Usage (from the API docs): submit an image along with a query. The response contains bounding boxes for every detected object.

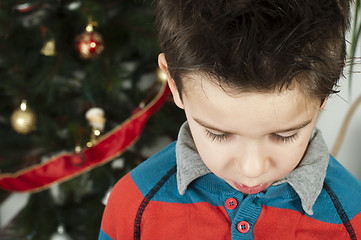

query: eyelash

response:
[204,129,229,142]
[271,132,299,143]
[205,129,300,144]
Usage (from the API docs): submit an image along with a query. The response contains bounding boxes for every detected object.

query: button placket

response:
[230,195,262,239]
[223,194,243,221]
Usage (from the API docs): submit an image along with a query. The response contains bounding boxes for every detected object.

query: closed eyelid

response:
[194,118,231,134]
[194,116,312,138]
[274,130,298,137]
[205,128,229,135]
[204,129,229,142]
[270,132,299,143]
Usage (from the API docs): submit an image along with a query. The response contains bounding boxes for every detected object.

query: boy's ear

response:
[158,53,184,109]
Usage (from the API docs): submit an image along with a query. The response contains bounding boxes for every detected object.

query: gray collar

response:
[176,122,330,215]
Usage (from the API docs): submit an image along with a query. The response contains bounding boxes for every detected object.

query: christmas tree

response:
[0,1,185,239]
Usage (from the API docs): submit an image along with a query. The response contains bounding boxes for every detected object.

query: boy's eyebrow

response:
[193,117,313,134]
[273,120,313,133]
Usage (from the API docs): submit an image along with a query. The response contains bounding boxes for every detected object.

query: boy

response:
[99,0,361,239]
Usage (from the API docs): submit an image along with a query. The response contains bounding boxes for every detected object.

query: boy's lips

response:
[233,182,268,194]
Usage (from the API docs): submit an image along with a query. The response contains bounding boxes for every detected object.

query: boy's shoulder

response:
[128,141,178,196]
[110,141,179,201]
[130,141,178,193]
[320,156,361,222]
[325,155,361,194]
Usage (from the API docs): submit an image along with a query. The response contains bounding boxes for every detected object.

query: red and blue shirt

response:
[99,123,361,239]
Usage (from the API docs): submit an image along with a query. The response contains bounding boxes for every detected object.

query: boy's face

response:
[160,56,324,195]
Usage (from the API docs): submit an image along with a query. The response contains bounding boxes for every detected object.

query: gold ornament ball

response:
[10,106,37,134]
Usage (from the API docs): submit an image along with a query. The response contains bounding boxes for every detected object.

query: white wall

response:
[316,36,361,181]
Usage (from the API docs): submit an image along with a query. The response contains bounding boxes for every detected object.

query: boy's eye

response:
[204,129,229,142]
[271,132,299,144]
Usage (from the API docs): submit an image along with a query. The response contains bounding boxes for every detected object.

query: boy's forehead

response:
[184,85,318,138]
[180,74,321,133]
[181,73,318,105]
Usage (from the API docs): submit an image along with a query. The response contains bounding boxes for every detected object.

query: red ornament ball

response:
[74,25,104,60]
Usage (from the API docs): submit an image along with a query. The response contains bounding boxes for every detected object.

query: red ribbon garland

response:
[0,83,171,192]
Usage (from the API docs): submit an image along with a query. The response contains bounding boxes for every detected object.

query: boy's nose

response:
[236,142,269,179]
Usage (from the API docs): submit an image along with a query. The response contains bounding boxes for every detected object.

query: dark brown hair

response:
[156,0,351,100]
